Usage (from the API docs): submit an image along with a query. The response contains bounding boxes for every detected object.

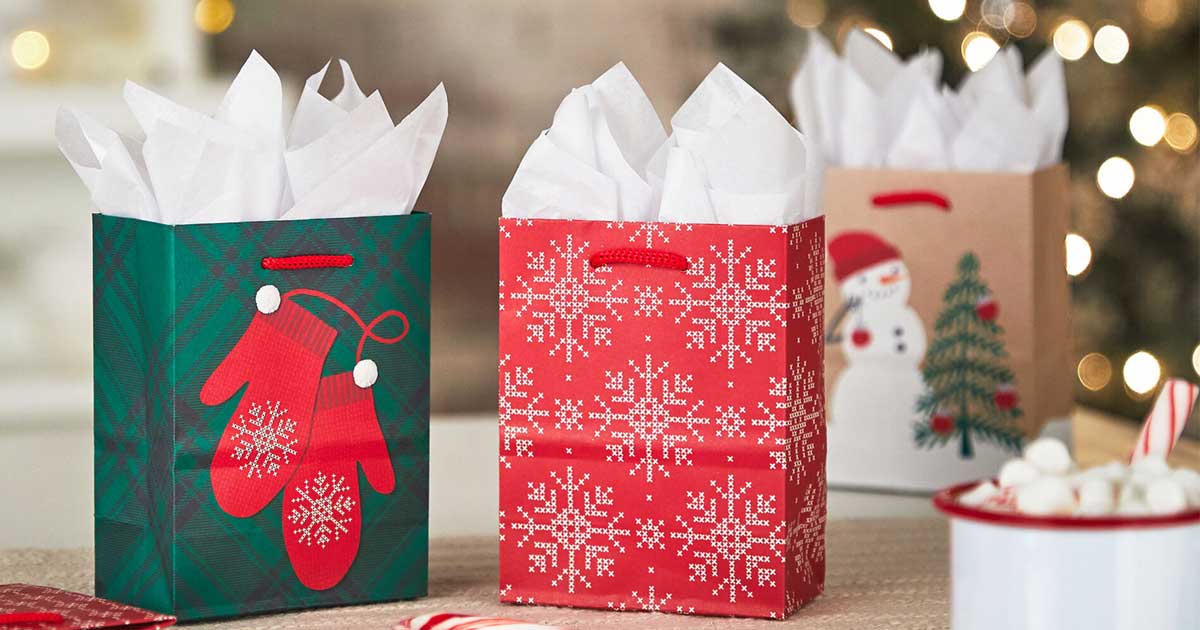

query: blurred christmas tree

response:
[713,0,1200,428]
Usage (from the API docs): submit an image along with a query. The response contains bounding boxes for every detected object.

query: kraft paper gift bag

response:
[60,53,445,620]
[497,63,827,619]
[822,165,1072,492]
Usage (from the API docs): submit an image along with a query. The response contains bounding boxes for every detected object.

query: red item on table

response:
[0,584,175,630]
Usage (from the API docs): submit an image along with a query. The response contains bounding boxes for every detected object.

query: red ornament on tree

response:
[975,294,998,321]
[930,411,955,435]
[850,328,872,347]
[994,384,1018,411]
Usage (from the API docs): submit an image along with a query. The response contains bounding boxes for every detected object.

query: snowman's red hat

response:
[828,231,901,282]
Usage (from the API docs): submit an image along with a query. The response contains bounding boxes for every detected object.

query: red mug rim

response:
[933,480,1200,530]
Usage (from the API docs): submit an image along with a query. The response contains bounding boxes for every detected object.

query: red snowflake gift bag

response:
[498,218,826,618]
[497,62,827,620]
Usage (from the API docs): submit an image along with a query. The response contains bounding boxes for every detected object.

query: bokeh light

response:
[1065,234,1092,277]
[1078,353,1112,391]
[1093,25,1129,64]
[980,0,1009,29]
[1129,105,1167,146]
[1123,351,1161,395]
[1003,2,1038,38]
[1193,344,1200,378]
[962,31,1000,71]
[1096,157,1134,199]
[1164,113,1198,153]
[787,0,827,28]
[10,30,50,71]
[1053,19,1092,61]
[863,27,893,51]
[194,0,236,35]
[928,0,966,21]
[1138,0,1180,27]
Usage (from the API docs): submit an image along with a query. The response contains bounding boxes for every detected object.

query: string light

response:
[1096,157,1135,199]
[1078,353,1112,391]
[1065,234,1092,277]
[1004,2,1038,38]
[928,0,966,21]
[1164,113,1198,153]
[787,0,826,28]
[863,27,894,51]
[1053,19,1092,61]
[194,0,236,35]
[10,30,50,71]
[1129,105,1167,146]
[1123,351,1161,396]
[1093,25,1129,63]
[962,31,1000,71]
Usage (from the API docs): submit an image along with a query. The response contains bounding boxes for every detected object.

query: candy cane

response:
[395,613,563,630]
[1131,378,1199,462]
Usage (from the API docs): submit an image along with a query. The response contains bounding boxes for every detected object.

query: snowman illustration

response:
[825,231,928,487]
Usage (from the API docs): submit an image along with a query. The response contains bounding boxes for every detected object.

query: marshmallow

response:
[1016,476,1075,516]
[1171,468,1200,507]
[1131,454,1171,478]
[998,458,1040,488]
[1076,478,1115,516]
[1023,437,1072,475]
[959,481,1001,507]
[1145,478,1188,515]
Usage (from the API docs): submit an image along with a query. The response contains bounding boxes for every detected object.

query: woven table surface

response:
[1,518,949,629]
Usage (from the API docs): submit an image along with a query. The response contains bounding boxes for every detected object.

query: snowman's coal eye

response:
[859,276,867,284]
[891,265,900,274]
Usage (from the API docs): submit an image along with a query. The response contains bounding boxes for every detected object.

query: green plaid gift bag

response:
[92,212,430,620]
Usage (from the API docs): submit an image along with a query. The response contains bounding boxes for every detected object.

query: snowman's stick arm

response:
[825,297,859,344]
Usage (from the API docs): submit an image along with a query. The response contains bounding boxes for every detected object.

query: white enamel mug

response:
[935,481,1200,630]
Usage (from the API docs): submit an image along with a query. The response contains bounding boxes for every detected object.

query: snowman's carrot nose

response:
[879,271,904,285]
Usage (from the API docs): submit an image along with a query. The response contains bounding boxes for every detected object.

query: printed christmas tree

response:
[914,252,1023,458]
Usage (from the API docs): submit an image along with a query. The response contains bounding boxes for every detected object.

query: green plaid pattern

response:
[93,213,430,621]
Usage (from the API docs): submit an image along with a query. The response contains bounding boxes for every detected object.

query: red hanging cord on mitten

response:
[281,306,408,590]
[202,286,337,518]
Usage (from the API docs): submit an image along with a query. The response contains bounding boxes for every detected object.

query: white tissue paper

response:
[503,63,821,226]
[56,51,447,224]
[789,28,1068,173]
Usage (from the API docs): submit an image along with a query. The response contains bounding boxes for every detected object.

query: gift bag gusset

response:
[822,166,1072,492]
[92,213,430,620]
[498,216,826,619]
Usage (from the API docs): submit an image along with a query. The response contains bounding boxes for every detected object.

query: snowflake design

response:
[590,354,709,483]
[789,223,825,347]
[630,222,668,248]
[230,400,298,479]
[288,471,356,549]
[635,518,665,550]
[790,472,827,585]
[507,234,628,363]
[631,585,672,612]
[498,357,549,466]
[670,239,787,369]
[507,466,630,594]
[787,359,822,483]
[633,286,664,318]
[671,474,786,604]
[751,376,790,472]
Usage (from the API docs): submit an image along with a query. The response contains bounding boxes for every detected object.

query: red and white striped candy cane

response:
[1131,378,1199,462]
[395,613,564,630]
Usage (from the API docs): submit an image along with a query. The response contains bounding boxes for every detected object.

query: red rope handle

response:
[589,248,689,271]
[282,288,409,361]
[263,254,354,270]
[871,190,951,211]
[0,612,65,624]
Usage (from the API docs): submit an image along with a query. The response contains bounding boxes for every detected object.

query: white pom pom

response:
[1023,437,1072,475]
[256,285,281,314]
[353,359,378,388]
[1170,468,1200,507]
[1145,478,1188,515]
[998,458,1040,488]
[959,481,1000,507]
[1076,478,1115,515]
[1015,476,1075,515]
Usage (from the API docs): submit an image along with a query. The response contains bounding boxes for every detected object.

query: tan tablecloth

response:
[1,518,949,629]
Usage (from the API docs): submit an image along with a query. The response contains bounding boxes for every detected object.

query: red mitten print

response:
[201,287,337,518]
[284,367,395,590]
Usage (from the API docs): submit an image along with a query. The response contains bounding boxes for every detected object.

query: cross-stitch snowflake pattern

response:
[288,471,356,549]
[230,400,298,479]
[499,217,826,619]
